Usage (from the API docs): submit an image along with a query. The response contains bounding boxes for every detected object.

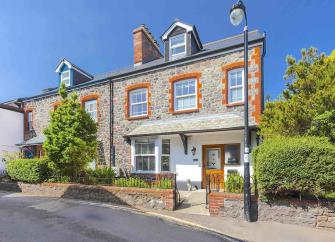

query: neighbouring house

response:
[3,20,265,190]
[0,104,24,174]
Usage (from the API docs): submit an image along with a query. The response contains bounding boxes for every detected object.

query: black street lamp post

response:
[229,0,251,222]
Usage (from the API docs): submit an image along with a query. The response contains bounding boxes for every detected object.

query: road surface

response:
[0,191,236,242]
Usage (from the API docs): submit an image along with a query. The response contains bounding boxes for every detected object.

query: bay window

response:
[174,79,197,111]
[135,139,155,171]
[161,139,170,172]
[228,68,244,103]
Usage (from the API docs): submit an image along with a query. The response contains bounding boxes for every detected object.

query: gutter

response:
[10,36,265,103]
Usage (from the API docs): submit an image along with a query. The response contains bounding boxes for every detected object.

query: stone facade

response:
[208,192,335,229]
[0,181,175,210]
[22,82,111,164]
[113,46,262,169]
[21,45,263,170]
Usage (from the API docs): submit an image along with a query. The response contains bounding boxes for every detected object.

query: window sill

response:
[225,102,244,107]
[172,108,199,115]
[224,164,241,166]
[127,115,150,121]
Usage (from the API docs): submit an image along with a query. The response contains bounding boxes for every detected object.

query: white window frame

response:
[169,33,186,61]
[61,70,71,87]
[27,111,33,131]
[84,99,98,122]
[133,139,156,172]
[160,139,170,172]
[129,88,148,117]
[228,68,244,104]
[174,78,197,112]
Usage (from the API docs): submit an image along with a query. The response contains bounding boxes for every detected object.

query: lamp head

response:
[230,0,246,26]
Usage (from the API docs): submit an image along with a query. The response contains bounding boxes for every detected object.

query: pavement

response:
[168,189,335,242]
[0,191,237,242]
[143,208,335,242]
[1,191,335,242]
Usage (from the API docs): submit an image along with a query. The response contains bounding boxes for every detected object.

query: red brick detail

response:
[221,47,262,124]
[133,25,162,65]
[251,47,262,124]
[221,61,244,106]
[80,94,100,123]
[125,83,151,120]
[168,72,202,114]
[51,100,61,110]
[208,192,226,216]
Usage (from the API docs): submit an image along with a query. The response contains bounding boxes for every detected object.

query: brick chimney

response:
[133,24,162,66]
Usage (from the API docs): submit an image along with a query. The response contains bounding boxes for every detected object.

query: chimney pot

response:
[133,25,162,66]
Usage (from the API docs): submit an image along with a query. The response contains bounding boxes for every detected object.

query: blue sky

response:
[0,0,334,102]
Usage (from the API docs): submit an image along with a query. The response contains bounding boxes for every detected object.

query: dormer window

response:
[162,20,203,62]
[61,70,71,87]
[169,34,186,60]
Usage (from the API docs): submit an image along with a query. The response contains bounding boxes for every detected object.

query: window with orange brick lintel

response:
[221,47,263,124]
[81,94,100,123]
[24,109,33,132]
[125,83,151,120]
[222,61,246,106]
[168,72,202,114]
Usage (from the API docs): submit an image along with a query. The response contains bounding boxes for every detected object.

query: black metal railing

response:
[48,173,176,190]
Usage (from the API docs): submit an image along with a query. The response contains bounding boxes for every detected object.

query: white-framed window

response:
[61,70,71,87]
[84,99,98,122]
[228,68,244,103]
[27,111,33,131]
[174,79,197,111]
[161,139,170,172]
[135,139,155,171]
[129,88,148,117]
[169,33,186,60]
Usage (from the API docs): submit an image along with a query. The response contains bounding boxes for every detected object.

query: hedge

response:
[252,136,335,198]
[7,159,49,183]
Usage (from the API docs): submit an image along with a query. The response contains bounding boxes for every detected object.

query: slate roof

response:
[16,134,46,146]
[4,30,265,103]
[126,113,257,137]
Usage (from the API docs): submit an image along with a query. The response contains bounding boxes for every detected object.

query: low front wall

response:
[208,192,335,229]
[0,182,175,210]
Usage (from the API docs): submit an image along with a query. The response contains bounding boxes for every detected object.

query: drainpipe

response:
[109,79,115,167]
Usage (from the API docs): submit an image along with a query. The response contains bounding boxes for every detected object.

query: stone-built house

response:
[4,20,266,189]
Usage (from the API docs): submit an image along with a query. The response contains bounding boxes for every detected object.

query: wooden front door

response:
[202,145,224,189]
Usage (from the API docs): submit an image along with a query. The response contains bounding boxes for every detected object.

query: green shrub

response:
[47,176,71,183]
[252,136,335,198]
[85,167,116,185]
[114,177,150,188]
[225,172,244,193]
[113,177,173,189]
[7,159,49,183]
[153,178,173,189]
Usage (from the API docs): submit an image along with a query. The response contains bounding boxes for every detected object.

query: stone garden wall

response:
[209,192,335,229]
[0,182,175,210]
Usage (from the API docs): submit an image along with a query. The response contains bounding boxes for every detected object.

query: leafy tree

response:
[260,48,335,138]
[43,83,98,179]
[308,110,335,143]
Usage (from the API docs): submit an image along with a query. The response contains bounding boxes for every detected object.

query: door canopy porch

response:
[125,114,257,155]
